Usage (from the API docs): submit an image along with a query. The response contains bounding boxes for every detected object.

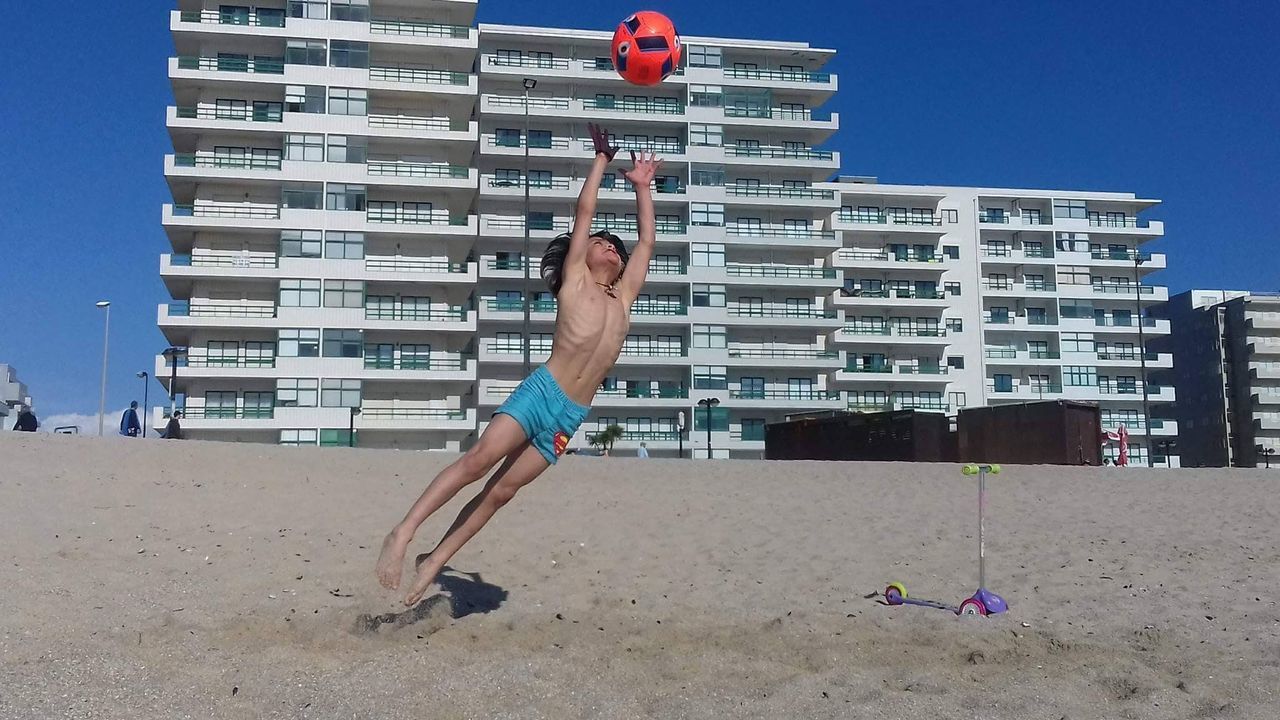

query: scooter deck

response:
[894,595,959,613]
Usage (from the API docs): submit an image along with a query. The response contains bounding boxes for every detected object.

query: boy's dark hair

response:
[540,231,629,296]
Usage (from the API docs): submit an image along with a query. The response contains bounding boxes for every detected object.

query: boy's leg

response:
[403,442,552,605]
[376,414,529,590]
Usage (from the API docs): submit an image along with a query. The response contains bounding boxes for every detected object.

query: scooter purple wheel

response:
[884,583,907,605]
[958,598,988,617]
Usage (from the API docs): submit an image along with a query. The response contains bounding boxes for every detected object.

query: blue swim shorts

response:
[494,366,590,464]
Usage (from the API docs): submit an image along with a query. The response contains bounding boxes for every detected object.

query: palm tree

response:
[589,424,625,455]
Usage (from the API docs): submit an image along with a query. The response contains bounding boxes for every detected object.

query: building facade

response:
[1156,290,1280,467]
[2,365,33,428]
[159,2,1174,465]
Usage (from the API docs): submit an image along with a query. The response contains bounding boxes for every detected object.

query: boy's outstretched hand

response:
[622,150,664,188]
[588,122,617,160]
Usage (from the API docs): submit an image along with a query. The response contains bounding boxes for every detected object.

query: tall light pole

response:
[521,77,537,378]
[348,406,361,448]
[136,371,150,438]
[96,301,111,436]
[1134,254,1152,465]
[698,397,720,460]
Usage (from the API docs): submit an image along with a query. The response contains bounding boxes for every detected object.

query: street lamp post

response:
[136,371,150,438]
[349,406,361,448]
[95,301,111,436]
[677,410,686,459]
[521,77,537,378]
[1263,447,1276,470]
[1134,254,1153,466]
[697,398,720,460]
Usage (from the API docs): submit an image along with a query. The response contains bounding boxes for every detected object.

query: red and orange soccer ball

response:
[610,11,682,86]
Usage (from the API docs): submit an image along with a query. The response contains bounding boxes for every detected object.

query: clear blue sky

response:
[2,1,1277,419]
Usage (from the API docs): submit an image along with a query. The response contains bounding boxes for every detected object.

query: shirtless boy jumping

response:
[376,124,662,606]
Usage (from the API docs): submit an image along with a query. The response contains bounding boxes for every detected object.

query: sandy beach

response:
[1,432,1277,719]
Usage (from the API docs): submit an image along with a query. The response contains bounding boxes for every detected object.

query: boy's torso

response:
[545,281,630,405]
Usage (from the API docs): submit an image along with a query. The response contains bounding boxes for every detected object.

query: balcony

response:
[365,306,468,323]
[722,67,834,84]
[479,339,689,366]
[368,66,472,89]
[364,257,471,278]
[173,153,281,172]
[835,288,947,308]
[722,264,839,287]
[722,145,836,163]
[726,305,839,321]
[369,19,472,40]
[982,314,1059,330]
[837,363,950,383]
[833,249,946,268]
[847,399,949,414]
[984,348,1062,363]
[719,106,839,131]
[178,9,286,27]
[723,225,840,247]
[980,280,1058,295]
[582,97,685,115]
[725,185,835,201]
[980,246,1057,263]
[987,383,1065,399]
[166,252,278,270]
[837,210,942,227]
[165,301,276,319]
[725,347,841,368]
[175,55,284,75]
[837,326,949,344]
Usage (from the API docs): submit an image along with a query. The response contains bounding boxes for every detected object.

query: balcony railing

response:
[485,55,571,70]
[1096,351,1159,362]
[369,19,471,38]
[364,258,468,274]
[1092,317,1160,328]
[836,249,942,263]
[168,302,276,318]
[838,211,942,227]
[582,97,685,114]
[724,146,834,161]
[989,383,1065,394]
[1088,216,1149,228]
[184,356,276,369]
[175,105,282,123]
[485,217,572,233]
[841,326,946,338]
[359,407,469,420]
[725,264,836,279]
[487,176,572,190]
[170,253,278,269]
[485,95,571,110]
[486,299,558,314]
[488,134,572,150]
[844,363,892,373]
[727,348,839,359]
[595,386,689,400]
[729,389,841,401]
[633,302,688,316]
[978,212,1010,224]
[726,185,834,200]
[595,219,688,235]
[727,306,838,319]
[174,154,281,171]
[173,204,280,219]
[723,67,832,83]
[723,107,830,122]
[1090,250,1153,262]
[726,226,837,240]
[1092,283,1156,295]
[179,10,285,27]
[730,428,767,442]
[181,407,275,420]
[368,114,457,131]
[848,400,949,413]
[617,430,682,442]
[364,306,468,322]
[369,66,470,86]
[841,288,946,300]
[366,209,468,226]
[364,356,469,371]
[579,139,685,155]
[176,56,284,74]
[367,161,470,179]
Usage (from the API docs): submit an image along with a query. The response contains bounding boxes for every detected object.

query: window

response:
[1054,199,1087,219]
[326,183,366,211]
[328,88,367,116]
[330,40,369,68]
[692,284,725,307]
[285,85,325,113]
[946,318,963,334]
[323,330,363,358]
[738,377,765,399]
[252,100,283,122]
[527,169,553,188]
[280,230,321,258]
[276,379,318,407]
[321,379,362,407]
[325,231,364,259]
[779,102,807,119]
[327,135,367,163]
[331,0,369,21]
[691,203,724,226]
[688,45,722,68]
[1064,366,1098,387]
[215,98,247,120]
[943,245,960,260]
[944,282,961,297]
[693,407,729,431]
[285,40,326,66]
[691,243,725,267]
[243,391,275,416]
[988,306,1010,323]
[1026,307,1048,325]
[949,392,968,409]
[690,165,725,187]
[287,0,326,19]
[993,374,1013,393]
[206,340,238,366]
[690,84,722,107]
[279,279,320,307]
[1061,333,1094,353]
[278,329,320,357]
[285,134,324,162]
[740,418,766,441]
[689,124,722,147]
[320,429,355,447]
[694,366,727,390]
[495,128,521,147]
[693,325,726,349]
[324,280,364,308]
[280,429,318,446]
[528,130,552,149]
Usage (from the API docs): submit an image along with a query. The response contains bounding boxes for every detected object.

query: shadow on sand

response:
[354,566,509,634]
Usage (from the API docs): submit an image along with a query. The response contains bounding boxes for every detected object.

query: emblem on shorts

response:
[553,432,570,457]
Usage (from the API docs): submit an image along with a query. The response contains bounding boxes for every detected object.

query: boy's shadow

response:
[355,566,508,634]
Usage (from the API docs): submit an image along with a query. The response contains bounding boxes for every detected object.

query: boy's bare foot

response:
[375,530,411,590]
[404,552,441,606]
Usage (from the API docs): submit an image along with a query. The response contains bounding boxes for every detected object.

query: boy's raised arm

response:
[616,151,664,303]
[564,123,617,273]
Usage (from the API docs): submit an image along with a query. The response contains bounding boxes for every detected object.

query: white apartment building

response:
[2,365,33,428]
[159,2,1174,464]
